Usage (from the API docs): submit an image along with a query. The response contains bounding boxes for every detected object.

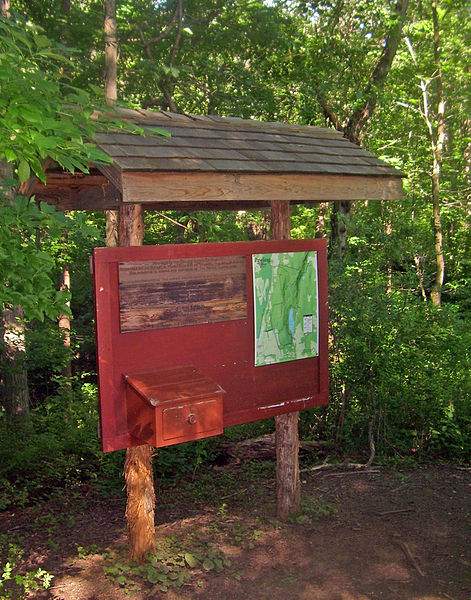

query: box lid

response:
[124,365,225,406]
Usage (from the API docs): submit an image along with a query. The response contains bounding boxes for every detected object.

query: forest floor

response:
[1,454,470,600]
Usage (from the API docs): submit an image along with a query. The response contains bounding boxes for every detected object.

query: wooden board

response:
[121,172,404,205]
[119,255,246,332]
[93,239,329,452]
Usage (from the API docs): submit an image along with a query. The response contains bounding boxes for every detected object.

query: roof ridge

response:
[111,107,344,138]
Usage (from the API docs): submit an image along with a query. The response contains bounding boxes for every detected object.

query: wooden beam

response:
[32,174,121,211]
[122,172,404,205]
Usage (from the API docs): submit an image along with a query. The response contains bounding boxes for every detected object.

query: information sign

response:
[93,239,328,452]
[253,251,319,366]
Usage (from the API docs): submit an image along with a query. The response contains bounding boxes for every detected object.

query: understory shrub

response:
[301,257,471,462]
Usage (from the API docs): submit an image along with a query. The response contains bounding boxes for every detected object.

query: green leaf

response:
[202,558,215,571]
[4,149,16,162]
[146,127,171,138]
[35,34,51,49]
[184,553,199,568]
[88,83,104,96]
[146,566,159,584]
[214,558,223,572]
[17,158,30,182]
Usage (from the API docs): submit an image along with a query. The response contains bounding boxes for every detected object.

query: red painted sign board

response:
[93,239,328,452]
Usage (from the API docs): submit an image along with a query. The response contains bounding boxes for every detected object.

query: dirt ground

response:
[1,463,470,600]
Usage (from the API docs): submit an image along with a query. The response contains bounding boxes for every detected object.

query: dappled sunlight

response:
[2,466,469,600]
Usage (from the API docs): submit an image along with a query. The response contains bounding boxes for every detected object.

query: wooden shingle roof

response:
[95,109,401,178]
[33,109,404,211]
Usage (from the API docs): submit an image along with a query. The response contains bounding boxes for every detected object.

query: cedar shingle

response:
[95,109,403,178]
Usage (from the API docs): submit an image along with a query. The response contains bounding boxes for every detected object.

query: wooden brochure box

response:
[125,365,224,448]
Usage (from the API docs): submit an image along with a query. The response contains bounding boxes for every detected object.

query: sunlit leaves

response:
[0,194,70,320]
[0,14,113,183]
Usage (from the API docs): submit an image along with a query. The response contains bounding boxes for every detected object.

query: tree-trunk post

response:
[118,203,156,560]
[104,0,119,251]
[271,200,301,519]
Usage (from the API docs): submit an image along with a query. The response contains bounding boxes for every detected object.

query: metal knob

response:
[187,413,197,425]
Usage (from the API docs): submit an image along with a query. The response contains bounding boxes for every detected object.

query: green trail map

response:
[252,251,319,366]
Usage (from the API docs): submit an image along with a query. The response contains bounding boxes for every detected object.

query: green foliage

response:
[0,381,104,508]
[103,536,230,594]
[292,496,338,525]
[155,439,217,479]
[0,14,110,183]
[0,541,53,599]
[0,194,70,320]
[309,205,471,461]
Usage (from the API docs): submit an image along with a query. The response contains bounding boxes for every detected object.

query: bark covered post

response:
[271,200,301,519]
[104,0,119,248]
[119,204,156,560]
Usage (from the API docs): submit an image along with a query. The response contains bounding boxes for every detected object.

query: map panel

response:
[253,251,318,366]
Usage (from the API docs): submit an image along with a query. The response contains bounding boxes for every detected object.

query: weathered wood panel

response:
[121,172,404,204]
[119,255,247,332]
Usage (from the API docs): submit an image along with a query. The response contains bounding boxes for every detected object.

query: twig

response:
[324,469,380,477]
[300,462,381,475]
[397,540,425,577]
[220,487,249,501]
[299,463,331,474]
[375,508,413,516]
[155,210,190,231]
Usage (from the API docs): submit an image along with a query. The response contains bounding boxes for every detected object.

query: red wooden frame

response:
[93,239,328,452]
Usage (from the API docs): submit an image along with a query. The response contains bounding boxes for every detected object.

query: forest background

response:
[0,0,470,514]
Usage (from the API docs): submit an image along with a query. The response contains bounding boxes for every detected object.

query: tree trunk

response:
[124,444,156,561]
[1,0,10,17]
[405,5,445,307]
[325,0,409,259]
[430,0,445,307]
[58,262,72,381]
[104,9,154,559]
[328,200,351,260]
[106,208,119,247]
[314,202,329,239]
[344,0,410,144]
[271,200,300,520]
[104,0,118,106]
[104,0,119,250]
[0,159,30,422]
[1,307,30,422]
[58,229,72,383]
[119,203,156,561]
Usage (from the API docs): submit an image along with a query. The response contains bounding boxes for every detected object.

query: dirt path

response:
[1,465,470,599]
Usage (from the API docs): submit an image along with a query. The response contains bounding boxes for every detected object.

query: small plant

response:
[77,544,101,559]
[292,497,338,525]
[0,543,53,599]
[103,536,231,594]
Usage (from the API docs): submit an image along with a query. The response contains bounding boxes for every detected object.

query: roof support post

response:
[271,200,301,519]
[119,204,156,561]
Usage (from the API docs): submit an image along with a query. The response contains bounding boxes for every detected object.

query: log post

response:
[271,200,301,519]
[119,204,156,560]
